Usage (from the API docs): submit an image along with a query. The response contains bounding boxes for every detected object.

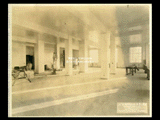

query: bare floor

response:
[10,68,151,117]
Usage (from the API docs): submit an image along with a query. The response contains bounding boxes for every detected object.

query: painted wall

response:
[12,42,26,68]
[117,46,126,67]
[72,39,79,50]
[26,46,34,56]
[44,43,56,68]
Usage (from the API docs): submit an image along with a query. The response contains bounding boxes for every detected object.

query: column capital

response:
[36,32,45,41]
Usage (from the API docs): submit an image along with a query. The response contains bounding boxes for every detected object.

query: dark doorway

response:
[60,48,65,68]
[26,46,34,70]
[63,49,65,67]
[26,55,34,70]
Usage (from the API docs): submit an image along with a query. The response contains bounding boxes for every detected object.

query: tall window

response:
[129,47,142,63]
[89,50,98,63]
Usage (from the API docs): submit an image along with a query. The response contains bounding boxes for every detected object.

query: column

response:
[34,33,44,74]
[142,44,146,64]
[55,37,60,70]
[65,35,73,75]
[146,43,149,68]
[98,48,101,67]
[79,28,89,73]
[110,33,116,74]
[100,31,110,79]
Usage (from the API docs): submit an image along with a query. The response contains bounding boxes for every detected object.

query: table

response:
[126,66,137,76]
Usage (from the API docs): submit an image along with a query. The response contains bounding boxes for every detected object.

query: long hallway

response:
[9,4,151,117]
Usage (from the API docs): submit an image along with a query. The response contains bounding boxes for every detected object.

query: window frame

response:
[129,46,142,63]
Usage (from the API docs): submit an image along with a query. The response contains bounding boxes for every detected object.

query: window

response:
[89,50,98,63]
[129,47,142,63]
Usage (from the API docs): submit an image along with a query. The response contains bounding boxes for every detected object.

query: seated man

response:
[143,64,150,80]
[143,64,148,73]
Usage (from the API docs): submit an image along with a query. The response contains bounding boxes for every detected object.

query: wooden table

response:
[126,66,137,76]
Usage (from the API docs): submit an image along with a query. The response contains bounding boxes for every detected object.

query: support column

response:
[65,35,73,75]
[110,33,116,74]
[100,31,110,79]
[56,37,60,70]
[142,43,146,65]
[146,43,150,68]
[34,33,44,73]
[79,28,89,73]
[98,48,101,67]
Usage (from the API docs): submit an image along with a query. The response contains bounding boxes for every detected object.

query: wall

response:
[73,50,79,58]
[26,46,34,56]
[12,42,26,68]
[44,43,56,69]
[72,39,79,50]
[12,24,26,37]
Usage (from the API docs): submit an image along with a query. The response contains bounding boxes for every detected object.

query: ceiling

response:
[115,5,150,26]
[12,4,150,38]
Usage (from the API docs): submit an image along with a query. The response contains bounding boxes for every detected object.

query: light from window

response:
[129,47,142,63]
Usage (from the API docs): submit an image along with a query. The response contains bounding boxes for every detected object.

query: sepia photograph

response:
[8,3,152,117]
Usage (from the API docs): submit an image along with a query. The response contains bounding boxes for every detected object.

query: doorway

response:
[26,46,34,70]
[60,48,65,68]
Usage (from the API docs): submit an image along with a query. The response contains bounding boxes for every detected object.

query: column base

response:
[101,74,109,79]
[110,72,116,75]
[79,70,88,73]
[100,77,109,80]
[65,74,71,76]
[65,72,73,76]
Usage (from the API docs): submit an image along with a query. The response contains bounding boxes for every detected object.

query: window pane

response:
[129,47,142,63]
